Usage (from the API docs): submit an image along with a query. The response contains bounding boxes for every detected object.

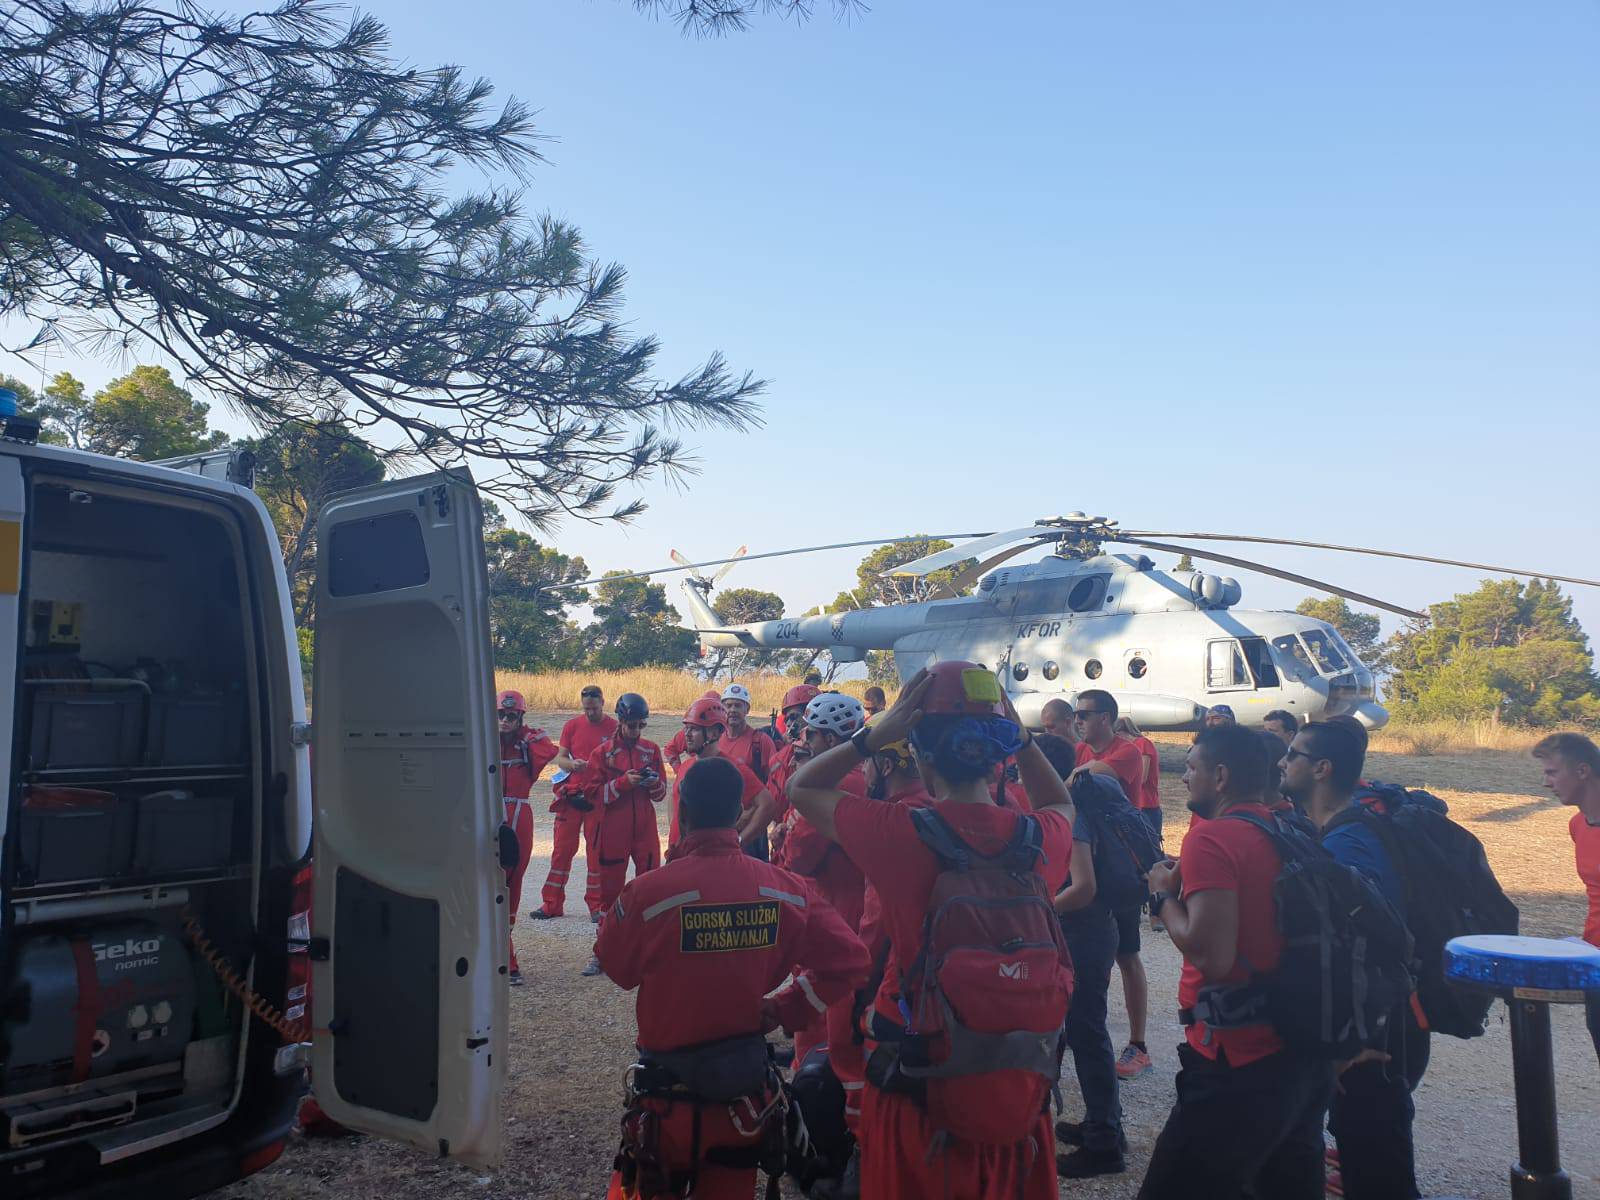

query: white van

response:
[0,424,507,1198]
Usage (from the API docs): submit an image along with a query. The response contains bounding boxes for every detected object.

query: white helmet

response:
[804,692,866,739]
[721,683,752,705]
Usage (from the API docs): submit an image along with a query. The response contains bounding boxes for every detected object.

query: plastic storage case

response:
[130,790,235,875]
[145,694,244,767]
[15,787,130,885]
[28,688,145,770]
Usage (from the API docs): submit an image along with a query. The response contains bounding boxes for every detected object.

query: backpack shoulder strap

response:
[1002,811,1047,871]
[1221,809,1310,863]
[908,807,974,870]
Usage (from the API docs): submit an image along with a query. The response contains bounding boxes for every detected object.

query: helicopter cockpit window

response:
[1299,629,1348,674]
[1272,634,1313,676]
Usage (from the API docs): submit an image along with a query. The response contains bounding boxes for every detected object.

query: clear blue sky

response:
[7,2,1598,643]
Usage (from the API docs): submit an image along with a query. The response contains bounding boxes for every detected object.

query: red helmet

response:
[497,689,526,714]
[701,689,720,701]
[919,661,1006,717]
[684,697,729,728]
[782,684,821,711]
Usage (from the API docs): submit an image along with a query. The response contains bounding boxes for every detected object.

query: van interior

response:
[1,477,265,1165]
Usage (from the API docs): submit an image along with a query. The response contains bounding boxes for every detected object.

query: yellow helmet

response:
[865,712,914,770]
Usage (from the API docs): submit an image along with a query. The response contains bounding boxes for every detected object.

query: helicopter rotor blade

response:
[941,541,1051,595]
[538,533,996,594]
[1120,531,1600,590]
[668,549,694,570]
[711,545,748,587]
[887,526,1059,578]
[1119,537,1427,620]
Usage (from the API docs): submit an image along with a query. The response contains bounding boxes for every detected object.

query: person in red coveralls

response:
[718,683,778,782]
[533,684,617,923]
[581,692,667,977]
[495,690,559,985]
[666,697,770,852]
[766,684,819,824]
[774,692,869,1071]
[1139,724,1334,1199]
[1533,731,1600,1065]
[596,756,869,1200]
[1074,688,1155,1080]
[788,663,1077,1200]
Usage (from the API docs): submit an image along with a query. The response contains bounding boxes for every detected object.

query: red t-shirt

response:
[1075,736,1145,803]
[1132,736,1161,811]
[663,727,688,772]
[560,714,618,764]
[668,755,765,849]
[1177,802,1286,1065]
[834,797,1074,1027]
[1571,811,1600,948]
[720,725,776,783]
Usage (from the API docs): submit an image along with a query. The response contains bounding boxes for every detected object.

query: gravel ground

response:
[223,716,1600,1200]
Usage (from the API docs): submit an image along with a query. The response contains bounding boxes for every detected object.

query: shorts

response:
[1114,905,1142,957]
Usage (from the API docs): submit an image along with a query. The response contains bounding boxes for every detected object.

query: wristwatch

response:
[850,727,875,758]
[1150,892,1169,916]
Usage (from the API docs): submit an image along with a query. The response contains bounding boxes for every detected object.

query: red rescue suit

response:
[587,735,668,912]
[539,714,616,917]
[595,829,869,1200]
[667,754,763,852]
[501,724,558,974]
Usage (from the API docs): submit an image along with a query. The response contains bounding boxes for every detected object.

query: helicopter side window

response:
[1240,637,1279,687]
[1300,629,1348,674]
[1206,639,1251,690]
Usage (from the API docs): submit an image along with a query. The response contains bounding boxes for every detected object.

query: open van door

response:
[308,470,505,1167]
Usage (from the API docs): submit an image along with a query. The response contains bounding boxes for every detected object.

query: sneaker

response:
[529,908,558,921]
[1115,1045,1152,1079]
[1057,1147,1126,1179]
[581,955,603,977]
[508,968,524,986]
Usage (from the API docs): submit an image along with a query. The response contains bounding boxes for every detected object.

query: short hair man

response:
[1203,703,1237,729]
[1142,725,1334,1198]
[1041,697,1077,743]
[1072,689,1152,1078]
[862,685,887,717]
[535,684,616,922]
[1263,709,1299,745]
[1533,732,1600,1065]
[1281,718,1425,1197]
[595,757,868,1200]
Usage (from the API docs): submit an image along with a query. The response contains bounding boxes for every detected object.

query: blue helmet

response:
[615,693,649,722]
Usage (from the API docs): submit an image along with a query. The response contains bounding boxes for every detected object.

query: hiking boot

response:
[1115,1045,1152,1079]
[1057,1146,1126,1179]
[811,1148,861,1200]
[1054,1119,1085,1147]
[529,908,558,921]
[508,968,524,986]
[581,955,604,977]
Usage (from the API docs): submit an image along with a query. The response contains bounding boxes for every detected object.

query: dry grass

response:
[495,669,881,714]
[1370,718,1571,757]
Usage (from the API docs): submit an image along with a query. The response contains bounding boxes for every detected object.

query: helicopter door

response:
[308,470,505,1167]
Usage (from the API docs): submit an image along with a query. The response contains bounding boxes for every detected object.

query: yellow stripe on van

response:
[0,519,20,594]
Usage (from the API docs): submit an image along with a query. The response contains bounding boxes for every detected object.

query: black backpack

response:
[1185,811,1415,1060]
[1329,782,1520,1039]
[1069,773,1164,911]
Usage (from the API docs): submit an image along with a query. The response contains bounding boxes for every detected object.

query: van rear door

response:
[307,470,505,1166]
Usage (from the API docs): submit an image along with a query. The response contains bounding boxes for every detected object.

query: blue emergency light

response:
[1444,935,1600,999]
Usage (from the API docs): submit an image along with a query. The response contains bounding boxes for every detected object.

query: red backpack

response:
[896,807,1074,1144]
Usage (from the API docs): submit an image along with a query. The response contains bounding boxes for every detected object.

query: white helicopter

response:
[560,514,1600,732]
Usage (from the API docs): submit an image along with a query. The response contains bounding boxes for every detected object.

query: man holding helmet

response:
[497,690,559,985]
[667,697,771,854]
[582,692,668,977]
[535,684,616,923]
[788,663,1077,1200]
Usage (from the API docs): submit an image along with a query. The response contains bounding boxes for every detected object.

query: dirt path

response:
[225,719,1600,1200]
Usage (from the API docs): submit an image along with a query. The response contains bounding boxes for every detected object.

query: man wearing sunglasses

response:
[497,690,559,985]
[1071,690,1154,1080]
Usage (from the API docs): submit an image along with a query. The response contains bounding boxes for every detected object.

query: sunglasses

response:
[497,711,520,720]
[1074,710,1102,720]
[1283,747,1318,762]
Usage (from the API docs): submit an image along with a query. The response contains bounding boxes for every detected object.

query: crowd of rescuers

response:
[493,673,1600,1200]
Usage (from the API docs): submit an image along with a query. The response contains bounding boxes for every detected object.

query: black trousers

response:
[1060,907,1123,1151]
[1588,995,1600,1067]
[1328,1007,1431,1200]
[1138,1043,1335,1200]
